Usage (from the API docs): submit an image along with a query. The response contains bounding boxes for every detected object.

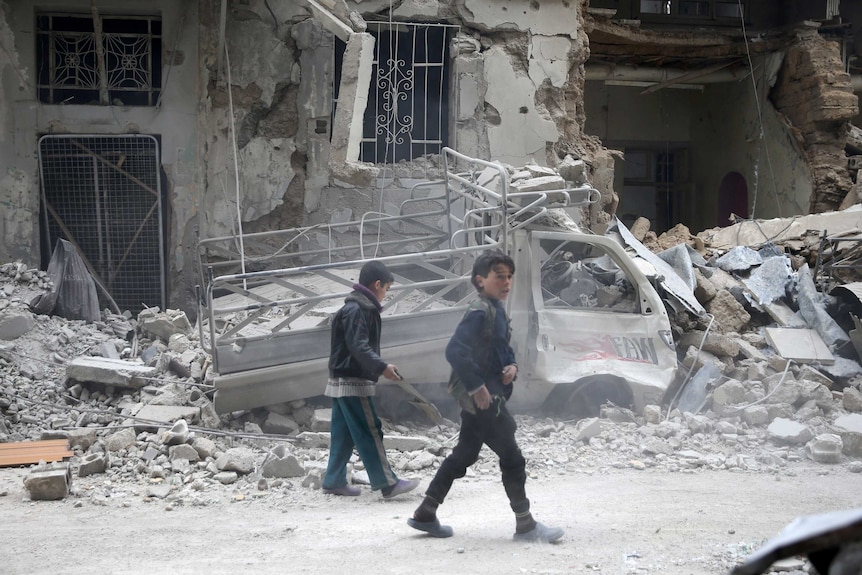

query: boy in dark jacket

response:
[322,260,419,499]
[408,250,563,542]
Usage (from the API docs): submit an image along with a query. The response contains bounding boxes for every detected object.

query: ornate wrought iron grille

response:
[334,23,455,164]
[36,13,162,106]
[38,135,166,314]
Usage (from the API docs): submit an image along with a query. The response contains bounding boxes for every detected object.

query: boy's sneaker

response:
[322,485,361,496]
[513,522,564,543]
[381,478,419,499]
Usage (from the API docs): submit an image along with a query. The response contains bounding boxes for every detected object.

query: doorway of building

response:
[617,147,689,234]
[716,171,749,227]
[37,134,166,314]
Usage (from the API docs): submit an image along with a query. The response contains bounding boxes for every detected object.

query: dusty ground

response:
[1,463,857,575]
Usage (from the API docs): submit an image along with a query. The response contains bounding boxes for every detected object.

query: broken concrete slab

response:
[767,418,814,445]
[765,327,835,364]
[66,356,157,389]
[134,405,201,428]
[702,205,862,250]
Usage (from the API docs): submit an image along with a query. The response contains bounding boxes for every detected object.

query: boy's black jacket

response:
[445,295,517,400]
[329,290,387,381]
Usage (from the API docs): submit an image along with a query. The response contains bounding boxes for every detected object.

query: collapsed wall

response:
[771,29,859,213]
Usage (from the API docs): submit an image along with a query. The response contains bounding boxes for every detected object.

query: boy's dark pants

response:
[425,398,530,515]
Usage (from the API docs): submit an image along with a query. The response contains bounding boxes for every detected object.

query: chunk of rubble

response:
[78,453,108,477]
[161,419,190,446]
[261,444,305,478]
[833,414,862,457]
[767,418,814,445]
[216,447,256,474]
[138,308,192,342]
[805,433,843,463]
[24,462,71,500]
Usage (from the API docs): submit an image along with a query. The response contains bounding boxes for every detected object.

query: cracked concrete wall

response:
[0,0,609,318]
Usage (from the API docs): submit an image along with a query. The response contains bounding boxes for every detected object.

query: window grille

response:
[36,13,162,106]
[334,23,457,165]
[38,135,166,314]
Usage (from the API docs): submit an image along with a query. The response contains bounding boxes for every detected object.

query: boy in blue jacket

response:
[408,250,563,542]
[322,260,419,499]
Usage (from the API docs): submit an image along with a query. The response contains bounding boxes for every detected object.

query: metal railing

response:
[198,148,598,375]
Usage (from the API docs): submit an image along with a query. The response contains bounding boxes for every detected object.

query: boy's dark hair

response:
[359,260,394,287]
[471,250,515,290]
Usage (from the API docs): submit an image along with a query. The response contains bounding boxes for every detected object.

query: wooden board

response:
[0,439,74,467]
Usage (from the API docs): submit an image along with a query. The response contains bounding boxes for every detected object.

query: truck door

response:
[519,231,677,414]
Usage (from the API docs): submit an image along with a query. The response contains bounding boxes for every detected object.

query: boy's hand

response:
[383,364,402,381]
[502,364,518,385]
[472,385,492,410]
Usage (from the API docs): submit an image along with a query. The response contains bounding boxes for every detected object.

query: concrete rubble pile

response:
[3,209,862,504]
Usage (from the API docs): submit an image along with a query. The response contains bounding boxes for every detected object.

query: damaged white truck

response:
[197,148,680,419]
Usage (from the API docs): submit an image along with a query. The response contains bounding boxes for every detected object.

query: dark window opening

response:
[639,0,745,23]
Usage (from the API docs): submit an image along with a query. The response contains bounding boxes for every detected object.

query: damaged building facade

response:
[0,0,860,315]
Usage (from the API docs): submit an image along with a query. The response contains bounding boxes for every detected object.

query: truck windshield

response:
[538,239,639,313]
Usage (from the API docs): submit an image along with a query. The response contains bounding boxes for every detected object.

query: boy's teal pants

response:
[323,396,399,491]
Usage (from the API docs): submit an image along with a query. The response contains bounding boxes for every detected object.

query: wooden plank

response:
[0,439,74,467]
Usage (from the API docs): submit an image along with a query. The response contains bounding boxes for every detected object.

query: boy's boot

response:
[513,511,564,543]
[407,496,453,538]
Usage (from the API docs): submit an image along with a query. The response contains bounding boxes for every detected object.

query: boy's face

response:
[371,280,392,302]
[476,264,513,301]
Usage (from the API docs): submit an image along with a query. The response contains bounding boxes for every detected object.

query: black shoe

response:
[407,517,454,538]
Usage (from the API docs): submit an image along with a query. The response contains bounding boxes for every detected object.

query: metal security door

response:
[38,134,165,314]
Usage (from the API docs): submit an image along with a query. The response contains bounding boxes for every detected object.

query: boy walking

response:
[322,260,419,499]
[407,250,563,542]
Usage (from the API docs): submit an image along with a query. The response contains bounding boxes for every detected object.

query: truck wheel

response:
[541,376,633,420]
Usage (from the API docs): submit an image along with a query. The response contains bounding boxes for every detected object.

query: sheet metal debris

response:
[607,219,706,316]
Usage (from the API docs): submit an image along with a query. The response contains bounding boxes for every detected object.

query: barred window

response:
[333,23,455,165]
[36,13,162,106]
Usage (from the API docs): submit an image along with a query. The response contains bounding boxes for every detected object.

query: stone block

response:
[24,463,71,500]
[78,453,107,477]
[768,417,814,445]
